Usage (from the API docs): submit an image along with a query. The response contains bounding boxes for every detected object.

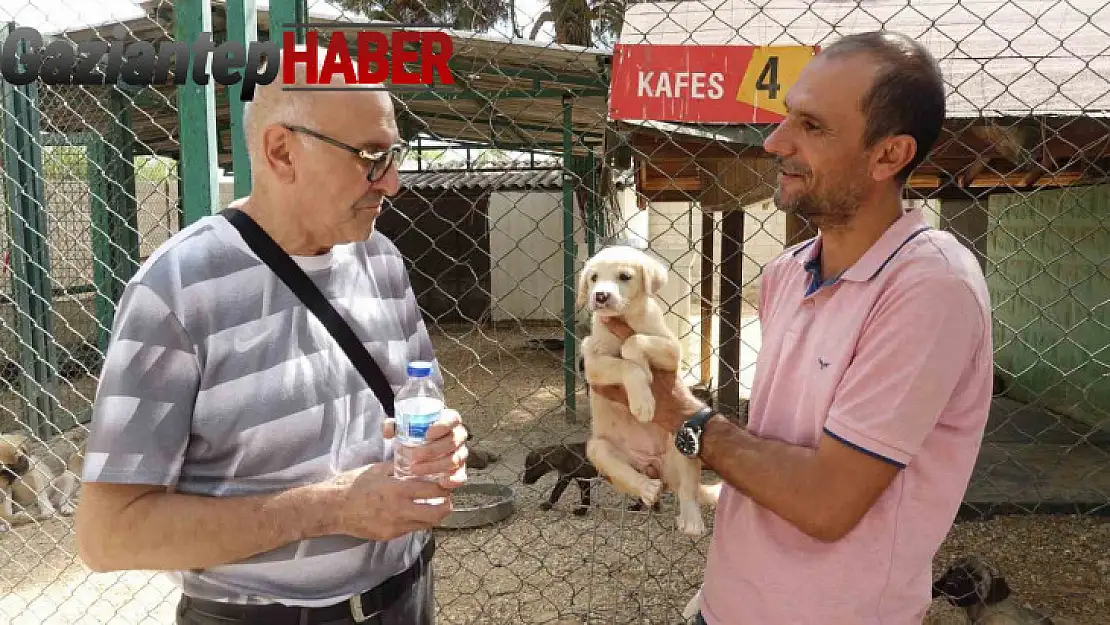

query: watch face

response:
[676,427,698,456]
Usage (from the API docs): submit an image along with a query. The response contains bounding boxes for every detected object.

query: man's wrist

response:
[292,481,343,539]
[699,414,732,459]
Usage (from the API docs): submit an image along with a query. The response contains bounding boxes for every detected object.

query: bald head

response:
[235,44,403,253]
[243,45,395,167]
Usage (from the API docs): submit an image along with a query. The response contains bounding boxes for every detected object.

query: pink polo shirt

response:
[699,208,993,624]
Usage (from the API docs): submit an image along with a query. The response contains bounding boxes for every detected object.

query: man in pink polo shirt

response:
[595,31,993,624]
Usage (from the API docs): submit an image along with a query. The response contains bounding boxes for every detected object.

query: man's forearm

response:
[699,415,833,539]
[78,481,340,573]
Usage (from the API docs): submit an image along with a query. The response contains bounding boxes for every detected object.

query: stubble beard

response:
[773,170,868,231]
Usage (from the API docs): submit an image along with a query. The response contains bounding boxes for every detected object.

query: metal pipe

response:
[175,0,218,224]
[562,95,577,422]
[586,150,596,256]
[227,0,257,199]
[0,23,57,437]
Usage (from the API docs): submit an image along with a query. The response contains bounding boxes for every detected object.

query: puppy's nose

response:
[594,291,610,305]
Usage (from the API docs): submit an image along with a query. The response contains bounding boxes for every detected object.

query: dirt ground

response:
[0,325,1105,624]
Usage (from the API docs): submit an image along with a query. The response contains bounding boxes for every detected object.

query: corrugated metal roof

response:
[41,4,612,166]
[399,168,564,191]
[620,0,1110,119]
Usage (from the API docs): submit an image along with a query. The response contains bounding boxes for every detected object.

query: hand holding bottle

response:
[384,408,469,490]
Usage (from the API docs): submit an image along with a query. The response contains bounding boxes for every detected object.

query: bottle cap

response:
[406,361,434,377]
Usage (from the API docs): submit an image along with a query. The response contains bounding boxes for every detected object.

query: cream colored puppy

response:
[577,245,718,536]
[0,432,84,528]
[682,586,702,623]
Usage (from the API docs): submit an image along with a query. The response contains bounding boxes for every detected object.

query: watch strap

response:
[686,405,715,430]
[676,405,716,458]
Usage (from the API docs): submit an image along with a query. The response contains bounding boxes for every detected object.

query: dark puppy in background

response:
[932,554,1057,624]
[524,442,595,516]
[461,423,500,470]
[523,442,661,516]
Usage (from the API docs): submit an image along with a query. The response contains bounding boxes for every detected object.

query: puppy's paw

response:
[638,478,663,508]
[620,342,650,375]
[58,500,77,516]
[628,391,655,423]
[33,504,56,520]
[676,508,707,536]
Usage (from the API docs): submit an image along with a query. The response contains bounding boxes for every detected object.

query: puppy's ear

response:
[576,263,593,308]
[12,451,29,476]
[933,558,985,608]
[640,254,668,296]
[983,572,1011,605]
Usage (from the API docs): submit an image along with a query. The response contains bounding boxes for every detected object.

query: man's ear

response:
[640,256,667,296]
[870,135,917,183]
[263,124,297,184]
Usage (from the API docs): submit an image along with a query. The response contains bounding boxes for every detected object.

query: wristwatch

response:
[675,405,716,458]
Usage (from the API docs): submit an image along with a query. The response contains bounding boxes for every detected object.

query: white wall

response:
[487,190,587,324]
[628,198,785,396]
[642,202,700,376]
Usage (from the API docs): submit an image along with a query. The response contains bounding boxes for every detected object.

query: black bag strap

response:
[220,208,396,417]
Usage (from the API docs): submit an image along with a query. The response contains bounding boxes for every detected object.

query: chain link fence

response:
[0,0,1107,623]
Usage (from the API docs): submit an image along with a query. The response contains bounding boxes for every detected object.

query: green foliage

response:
[41,147,174,183]
[335,0,513,32]
[337,0,628,48]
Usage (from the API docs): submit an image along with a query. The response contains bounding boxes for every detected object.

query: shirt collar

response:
[792,208,932,283]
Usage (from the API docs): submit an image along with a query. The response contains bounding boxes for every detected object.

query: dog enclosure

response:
[0,0,1107,623]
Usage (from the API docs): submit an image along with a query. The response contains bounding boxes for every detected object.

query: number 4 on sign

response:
[736,46,818,117]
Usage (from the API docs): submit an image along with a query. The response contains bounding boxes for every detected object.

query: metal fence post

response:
[0,22,57,441]
[227,0,258,199]
[88,88,139,352]
[269,0,306,46]
[563,94,577,422]
[175,1,219,225]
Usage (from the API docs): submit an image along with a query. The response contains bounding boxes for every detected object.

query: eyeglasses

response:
[281,124,409,184]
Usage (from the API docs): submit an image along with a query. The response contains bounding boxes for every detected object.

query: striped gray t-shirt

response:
[83,213,441,606]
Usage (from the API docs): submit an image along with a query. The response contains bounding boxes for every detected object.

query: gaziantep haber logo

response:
[0,22,457,101]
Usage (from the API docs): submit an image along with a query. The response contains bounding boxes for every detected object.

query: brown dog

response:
[461,424,500,470]
[932,554,1057,624]
[523,442,596,516]
[523,441,662,516]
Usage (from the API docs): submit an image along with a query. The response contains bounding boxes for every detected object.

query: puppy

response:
[523,441,663,516]
[682,586,703,623]
[0,432,82,527]
[932,554,1056,624]
[577,245,719,536]
[460,424,499,470]
[523,442,597,516]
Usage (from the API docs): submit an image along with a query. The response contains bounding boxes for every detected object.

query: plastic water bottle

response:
[393,360,446,505]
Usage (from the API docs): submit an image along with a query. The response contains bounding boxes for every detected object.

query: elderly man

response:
[597,31,993,624]
[74,48,467,625]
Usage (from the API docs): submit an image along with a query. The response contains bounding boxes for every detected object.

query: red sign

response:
[283,30,455,86]
[608,44,818,124]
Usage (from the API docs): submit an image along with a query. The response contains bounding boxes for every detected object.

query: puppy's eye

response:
[618,272,633,282]
[590,274,598,283]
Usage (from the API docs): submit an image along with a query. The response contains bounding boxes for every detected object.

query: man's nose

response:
[594,291,610,304]
[372,163,401,196]
[763,123,790,157]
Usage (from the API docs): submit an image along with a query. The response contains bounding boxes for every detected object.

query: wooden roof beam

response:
[910,169,1089,189]
[629,132,761,161]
